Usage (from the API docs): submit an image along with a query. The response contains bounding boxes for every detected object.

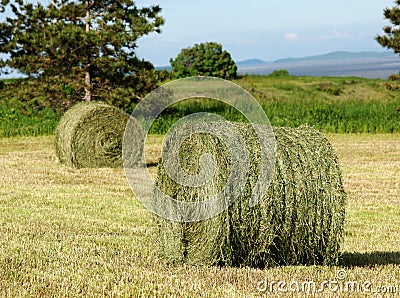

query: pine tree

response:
[376,0,400,53]
[376,0,400,89]
[0,0,164,109]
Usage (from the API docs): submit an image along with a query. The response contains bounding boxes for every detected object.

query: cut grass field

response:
[0,134,399,297]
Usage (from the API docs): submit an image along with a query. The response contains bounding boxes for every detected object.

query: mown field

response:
[0,133,399,297]
[0,74,399,296]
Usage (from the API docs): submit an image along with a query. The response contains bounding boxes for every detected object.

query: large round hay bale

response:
[54,102,143,168]
[155,123,347,267]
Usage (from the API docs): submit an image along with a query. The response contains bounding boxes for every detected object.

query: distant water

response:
[238,57,400,79]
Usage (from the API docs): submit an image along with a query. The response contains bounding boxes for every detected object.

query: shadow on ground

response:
[146,162,159,168]
[340,251,400,267]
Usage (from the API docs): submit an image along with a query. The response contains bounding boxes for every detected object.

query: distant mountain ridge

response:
[236,51,397,66]
[274,51,397,64]
[236,51,400,79]
[155,65,172,71]
[235,58,267,66]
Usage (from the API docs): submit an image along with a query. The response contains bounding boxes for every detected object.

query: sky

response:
[134,0,395,66]
[0,0,395,67]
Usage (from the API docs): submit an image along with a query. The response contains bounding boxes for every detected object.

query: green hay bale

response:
[54,102,142,168]
[155,123,347,267]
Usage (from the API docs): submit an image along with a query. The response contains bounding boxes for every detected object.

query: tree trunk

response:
[84,0,91,102]
[84,64,91,101]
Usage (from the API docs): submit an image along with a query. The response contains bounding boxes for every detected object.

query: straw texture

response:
[155,123,347,267]
[54,102,141,168]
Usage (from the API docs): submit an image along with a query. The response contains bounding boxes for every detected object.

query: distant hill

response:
[155,65,172,71]
[236,59,267,66]
[274,51,397,64]
[237,51,400,79]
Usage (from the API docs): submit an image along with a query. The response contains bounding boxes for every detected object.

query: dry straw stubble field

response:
[0,133,399,297]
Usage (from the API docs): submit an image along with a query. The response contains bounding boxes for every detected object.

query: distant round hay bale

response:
[155,123,347,267]
[54,101,142,168]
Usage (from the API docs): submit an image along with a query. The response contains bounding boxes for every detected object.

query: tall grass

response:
[1,75,399,137]
[148,97,399,134]
[264,99,399,133]
[0,107,60,138]
[147,75,400,134]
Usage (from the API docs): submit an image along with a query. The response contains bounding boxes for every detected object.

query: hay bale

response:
[54,102,142,168]
[155,123,347,267]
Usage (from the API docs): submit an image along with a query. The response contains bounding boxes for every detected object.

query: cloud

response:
[332,30,350,38]
[284,33,301,41]
[320,30,351,40]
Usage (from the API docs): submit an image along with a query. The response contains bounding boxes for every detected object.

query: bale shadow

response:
[146,161,159,168]
[339,251,400,267]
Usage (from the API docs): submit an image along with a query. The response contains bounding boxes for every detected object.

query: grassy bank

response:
[0,107,60,138]
[149,75,400,134]
[1,75,399,137]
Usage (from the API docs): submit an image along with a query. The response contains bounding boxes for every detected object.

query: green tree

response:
[0,0,164,110]
[170,42,237,79]
[376,0,400,53]
[268,69,290,77]
[376,1,400,89]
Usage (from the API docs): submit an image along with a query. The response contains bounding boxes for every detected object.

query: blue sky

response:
[135,0,395,66]
[0,0,395,67]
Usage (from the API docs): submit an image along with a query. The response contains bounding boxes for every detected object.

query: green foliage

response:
[374,2,400,91]
[268,69,290,77]
[148,76,400,134]
[148,98,399,134]
[0,78,82,111]
[316,82,342,96]
[0,0,164,109]
[383,71,400,90]
[0,107,60,138]
[265,99,399,133]
[170,42,237,79]
[2,75,399,138]
[376,0,400,54]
